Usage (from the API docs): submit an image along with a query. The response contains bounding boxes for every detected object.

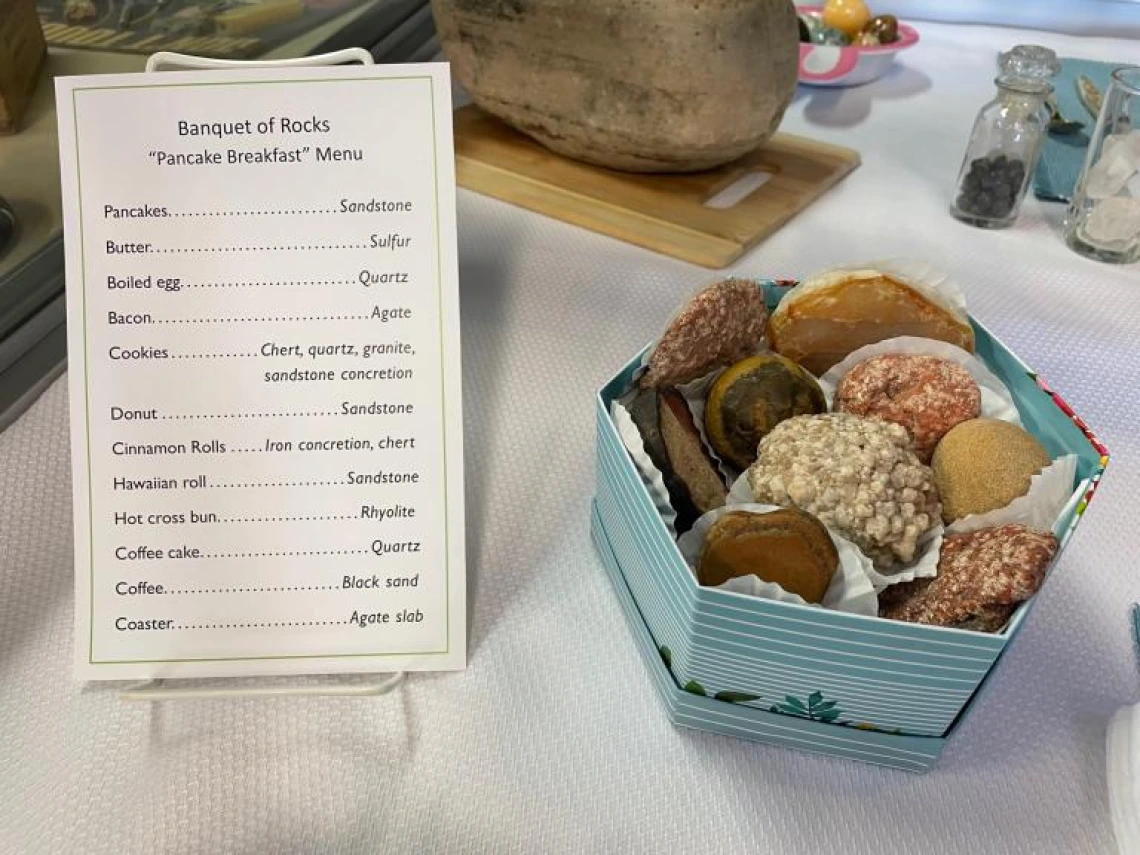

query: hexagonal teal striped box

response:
[593,281,1107,765]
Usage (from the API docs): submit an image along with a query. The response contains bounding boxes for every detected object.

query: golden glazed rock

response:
[932,418,1052,523]
[431,0,800,172]
[768,268,976,375]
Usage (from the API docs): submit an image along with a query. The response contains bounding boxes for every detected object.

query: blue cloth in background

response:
[1034,58,1120,203]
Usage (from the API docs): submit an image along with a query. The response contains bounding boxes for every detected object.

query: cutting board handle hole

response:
[703,170,772,210]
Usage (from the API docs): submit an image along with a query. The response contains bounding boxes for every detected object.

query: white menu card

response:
[56,63,466,679]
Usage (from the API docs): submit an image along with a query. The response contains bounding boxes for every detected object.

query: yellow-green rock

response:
[705,354,825,470]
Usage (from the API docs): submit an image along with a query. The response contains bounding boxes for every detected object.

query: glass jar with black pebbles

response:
[951,45,1059,229]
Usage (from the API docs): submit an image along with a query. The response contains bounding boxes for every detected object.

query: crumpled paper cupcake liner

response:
[610,391,680,534]
[946,454,1080,536]
[676,503,879,616]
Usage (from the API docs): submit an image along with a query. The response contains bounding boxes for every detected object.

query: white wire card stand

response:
[119,46,405,703]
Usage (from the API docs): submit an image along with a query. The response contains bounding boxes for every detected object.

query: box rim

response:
[598,287,1109,645]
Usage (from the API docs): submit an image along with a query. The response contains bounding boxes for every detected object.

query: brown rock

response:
[932,418,1052,523]
[705,353,825,470]
[835,354,981,463]
[432,0,800,173]
[698,508,838,603]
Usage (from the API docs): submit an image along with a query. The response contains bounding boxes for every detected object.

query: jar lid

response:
[997,45,1061,92]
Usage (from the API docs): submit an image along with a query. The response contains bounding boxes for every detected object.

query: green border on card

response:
[428,76,451,655]
[73,89,97,662]
[73,74,452,666]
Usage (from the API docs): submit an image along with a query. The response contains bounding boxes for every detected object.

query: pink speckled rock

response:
[641,279,768,389]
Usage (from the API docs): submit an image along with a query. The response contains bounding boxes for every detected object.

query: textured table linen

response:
[3,21,1140,855]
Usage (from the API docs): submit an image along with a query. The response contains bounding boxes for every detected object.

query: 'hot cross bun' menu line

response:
[58,63,466,680]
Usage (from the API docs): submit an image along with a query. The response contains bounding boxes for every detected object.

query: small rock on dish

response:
[705,354,826,471]
[821,0,870,38]
[641,279,768,389]
[879,524,1057,631]
[697,508,839,604]
[811,25,850,46]
[748,413,940,569]
[767,268,976,376]
[932,418,1051,523]
[835,353,981,463]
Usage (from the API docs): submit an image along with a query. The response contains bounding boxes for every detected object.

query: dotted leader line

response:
[218,515,358,523]
[178,621,349,629]
[207,480,349,488]
[166,585,341,594]
[190,280,354,288]
[155,245,366,253]
[201,550,368,557]
[170,353,259,359]
[155,315,367,323]
[160,412,337,420]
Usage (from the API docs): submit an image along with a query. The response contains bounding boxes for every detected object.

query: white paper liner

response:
[727,470,754,505]
[676,503,880,616]
[610,393,679,534]
[1051,476,1092,540]
[946,454,1080,536]
[631,342,653,386]
[727,472,943,589]
[817,336,1022,426]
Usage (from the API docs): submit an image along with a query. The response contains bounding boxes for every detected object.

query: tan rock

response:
[432,0,800,173]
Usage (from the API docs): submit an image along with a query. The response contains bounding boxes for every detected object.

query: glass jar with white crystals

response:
[950,45,1059,229]
[1064,66,1140,265]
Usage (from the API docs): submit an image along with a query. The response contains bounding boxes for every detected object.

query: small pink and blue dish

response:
[797,6,920,87]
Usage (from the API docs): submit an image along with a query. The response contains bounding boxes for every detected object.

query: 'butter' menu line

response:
[57,64,466,680]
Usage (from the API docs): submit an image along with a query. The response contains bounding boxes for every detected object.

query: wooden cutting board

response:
[453,105,860,269]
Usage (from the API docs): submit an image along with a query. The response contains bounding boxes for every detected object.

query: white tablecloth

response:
[3,22,1140,855]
